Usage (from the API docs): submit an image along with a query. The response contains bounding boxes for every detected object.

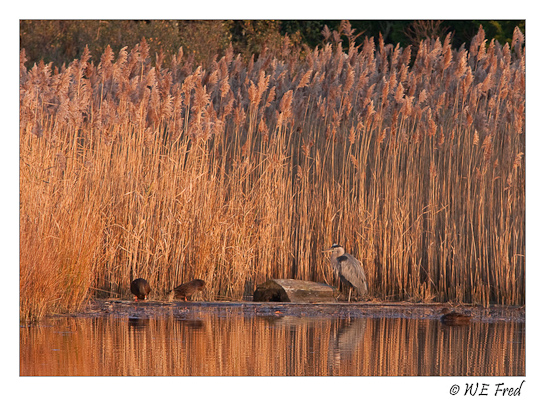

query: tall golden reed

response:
[20,25,525,320]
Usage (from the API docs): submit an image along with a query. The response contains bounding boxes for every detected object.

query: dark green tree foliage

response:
[20,20,524,68]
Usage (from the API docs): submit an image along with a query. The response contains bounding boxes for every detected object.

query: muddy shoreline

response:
[63,299,525,323]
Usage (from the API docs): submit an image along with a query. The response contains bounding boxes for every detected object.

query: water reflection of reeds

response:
[20,314,524,376]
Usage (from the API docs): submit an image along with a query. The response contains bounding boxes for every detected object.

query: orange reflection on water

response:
[20,312,525,376]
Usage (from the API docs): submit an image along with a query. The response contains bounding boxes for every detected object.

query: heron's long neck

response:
[331,247,345,261]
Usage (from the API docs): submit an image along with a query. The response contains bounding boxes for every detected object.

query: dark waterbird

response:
[440,308,472,326]
[169,279,206,301]
[130,278,151,301]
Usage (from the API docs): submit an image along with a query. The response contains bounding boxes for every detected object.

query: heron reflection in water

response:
[324,244,368,302]
[327,317,368,373]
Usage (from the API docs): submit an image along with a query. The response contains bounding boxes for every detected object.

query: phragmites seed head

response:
[348,126,356,145]
[513,152,524,170]
[279,90,293,113]
[483,135,493,162]
[297,70,312,90]
[427,118,437,138]
[220,76,230,99]
[473,131,480,145]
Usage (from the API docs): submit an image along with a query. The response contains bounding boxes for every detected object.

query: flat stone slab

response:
[253,278,339,303]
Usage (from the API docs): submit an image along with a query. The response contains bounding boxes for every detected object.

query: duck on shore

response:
[130,278,151,301]
[169,279,206,301]
[440,307,472,326]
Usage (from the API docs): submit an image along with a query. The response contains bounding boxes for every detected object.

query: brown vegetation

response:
[19,25,525,320]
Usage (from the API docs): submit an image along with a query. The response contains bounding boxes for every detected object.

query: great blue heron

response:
[325,244,368,302]
[130,278,151,301]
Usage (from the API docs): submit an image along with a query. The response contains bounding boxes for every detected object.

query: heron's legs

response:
[347,288,352,303]
[335,282,343,301]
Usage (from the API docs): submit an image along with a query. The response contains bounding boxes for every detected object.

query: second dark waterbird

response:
[169,279,206,301]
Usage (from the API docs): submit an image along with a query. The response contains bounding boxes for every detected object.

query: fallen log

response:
[253,279,339,303]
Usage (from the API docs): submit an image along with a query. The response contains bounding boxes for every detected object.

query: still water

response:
[20,309,525,376]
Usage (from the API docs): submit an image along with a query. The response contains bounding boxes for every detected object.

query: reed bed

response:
[19,25,525,320]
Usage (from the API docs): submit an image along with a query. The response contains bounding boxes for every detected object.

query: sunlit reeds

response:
[20,25,525,319]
